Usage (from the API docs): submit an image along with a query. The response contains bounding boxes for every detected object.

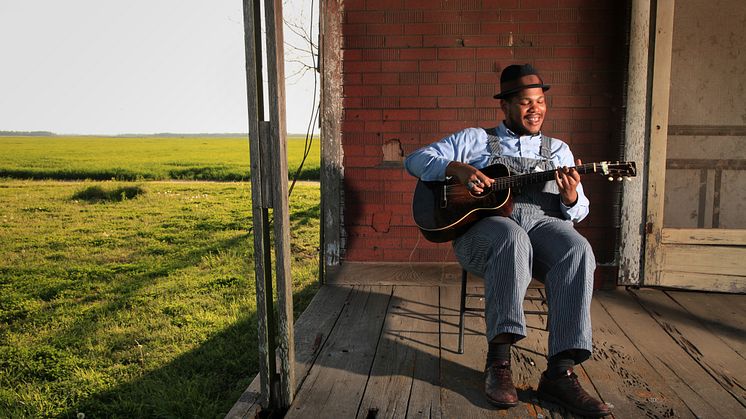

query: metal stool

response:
[457,269,548,354]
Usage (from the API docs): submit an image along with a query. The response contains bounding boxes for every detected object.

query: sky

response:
[0,0,318,135]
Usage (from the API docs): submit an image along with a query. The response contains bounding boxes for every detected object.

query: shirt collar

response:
[497,121,542,140]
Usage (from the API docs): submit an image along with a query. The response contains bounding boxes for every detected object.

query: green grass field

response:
[0,137,322,417]
[0,135,320,181]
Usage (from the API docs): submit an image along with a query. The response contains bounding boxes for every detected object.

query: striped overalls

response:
[453,129,595,363]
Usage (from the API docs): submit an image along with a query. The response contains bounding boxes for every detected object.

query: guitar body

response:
[412,163,514,243]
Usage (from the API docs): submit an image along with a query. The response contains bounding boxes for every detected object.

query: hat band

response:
[500,74,545,94]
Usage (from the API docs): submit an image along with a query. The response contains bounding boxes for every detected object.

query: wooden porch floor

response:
[227,263,746,419]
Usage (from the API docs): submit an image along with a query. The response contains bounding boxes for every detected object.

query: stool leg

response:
[458,269,467,354]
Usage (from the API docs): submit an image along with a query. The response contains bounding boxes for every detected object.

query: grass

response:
[0,135,320,181]
[0,179,321,417]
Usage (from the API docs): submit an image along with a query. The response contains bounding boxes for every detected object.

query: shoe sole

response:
[485,395,519,409]
[537,389,610,417]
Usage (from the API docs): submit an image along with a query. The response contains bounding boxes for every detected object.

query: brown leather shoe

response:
[537,368,611,417]
[484,360,518,408]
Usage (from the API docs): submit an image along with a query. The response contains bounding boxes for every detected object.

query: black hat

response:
[493,64,551,99]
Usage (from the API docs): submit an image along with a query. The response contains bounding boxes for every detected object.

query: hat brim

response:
[493,83,551,99]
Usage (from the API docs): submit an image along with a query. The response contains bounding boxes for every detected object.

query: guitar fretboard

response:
[492,163,599,190]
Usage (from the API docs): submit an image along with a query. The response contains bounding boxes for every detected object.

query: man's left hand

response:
[555,158,582,206]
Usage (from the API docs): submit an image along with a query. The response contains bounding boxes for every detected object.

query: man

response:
[404,64,611,417]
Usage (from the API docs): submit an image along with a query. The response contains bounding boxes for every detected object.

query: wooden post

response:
[242,0,295,410]
[618,0,652,285]
[320,0,344,282]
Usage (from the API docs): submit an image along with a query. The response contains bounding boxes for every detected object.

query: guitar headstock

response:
[597,161,637,182]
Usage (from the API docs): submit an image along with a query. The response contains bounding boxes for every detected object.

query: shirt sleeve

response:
[555,141,590,223]
[404,128,485,181]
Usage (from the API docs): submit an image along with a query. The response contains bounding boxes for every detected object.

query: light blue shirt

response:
[405,122,590,222]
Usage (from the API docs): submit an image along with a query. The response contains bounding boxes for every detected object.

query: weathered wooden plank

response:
[619,0,652,286]
[225,285,354,419]
[659,270,746,293]
[582,290,695,418]
[631,288,746,408]
[661,244,746,277]
[285,286,393,419]
[662,228,746,246]
[330,262,463,286]
[356,286,441,419]
[597,289,745,418]
[438,285,497,418]
[644,0,675,286]
[439,285,552,418]
[320,0,344,278]
[665,290,746,358]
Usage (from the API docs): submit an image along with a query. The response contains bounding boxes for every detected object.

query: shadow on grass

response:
[72,185,146,202]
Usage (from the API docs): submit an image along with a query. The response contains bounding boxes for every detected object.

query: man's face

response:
[500,87,547,136]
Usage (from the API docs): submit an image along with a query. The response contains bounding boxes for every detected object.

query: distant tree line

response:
[0,130,56,136]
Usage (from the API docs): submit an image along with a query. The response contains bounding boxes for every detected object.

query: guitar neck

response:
[492,163,599,190]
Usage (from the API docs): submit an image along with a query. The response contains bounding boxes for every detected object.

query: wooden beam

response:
[263,0,295,408]
[319,0,344,281]
[662,228,746,245]
[619,0,653,286]
[242,0,271,407]
[644,0,676,286]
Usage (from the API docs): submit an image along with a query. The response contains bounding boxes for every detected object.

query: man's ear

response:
[499,99,509,116]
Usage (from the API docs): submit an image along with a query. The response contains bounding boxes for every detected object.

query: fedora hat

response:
[493,64,551,99]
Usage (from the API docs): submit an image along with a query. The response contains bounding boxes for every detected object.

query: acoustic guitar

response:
[412,161,637,243]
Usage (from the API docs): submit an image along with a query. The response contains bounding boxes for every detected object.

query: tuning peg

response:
[626,177,632,182]
[608,176,614,181]
[617,177,623,182]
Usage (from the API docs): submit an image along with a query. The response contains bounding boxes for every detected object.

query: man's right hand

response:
[446,161,493,194]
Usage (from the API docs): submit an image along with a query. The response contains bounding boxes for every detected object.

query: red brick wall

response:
[339,0,628,285]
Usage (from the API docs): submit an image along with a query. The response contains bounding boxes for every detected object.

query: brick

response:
[343,97,363,108]
[381,60,419,72]
[385,10,424,23]
[343,73,362,85]
[361,96,401,109]
[344,60,382,73]
[480,22,521,34]
[345,11,386,24]
[475,47,513,59]
[343,49,363,61]
[422,10,464,23]
[537,33,578,46]
[400,72,438,84]
[384,109,420,121]
[344,85,381,96]
[422,36,462,47]
[384,35,423,48]
[342,120,366,132]
[345,35,385,48]
[475,72,499,84]
[462,36,502,47]
[439,120,475,133]
[520,22,558,33]
[404,23,441,35]
[533,59,572,71]
[404,0,437,9]
[437,48,475,59]
[345,155,380,167]
[383,84,418,96]
[572,107,609,120]
[419,60,457,72]
[400,97,438,108]
[361,48,400,61]
[344,0,366,10]
[345,109,382,121]
[482,0,519,8]
[555,47,593,58]
[362,72,399,84]
[502,10,540,22]
[367,23,404,35]
[438,96,474,108]
[418,84,456,96]
[553,95,590,108]
[344,23,367,36]
[399,48,437,60]
[438,72,475,84]
[367,0,404,10]
[366,121,402,132]
[520,0,559,7]
[421,109,458,120]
